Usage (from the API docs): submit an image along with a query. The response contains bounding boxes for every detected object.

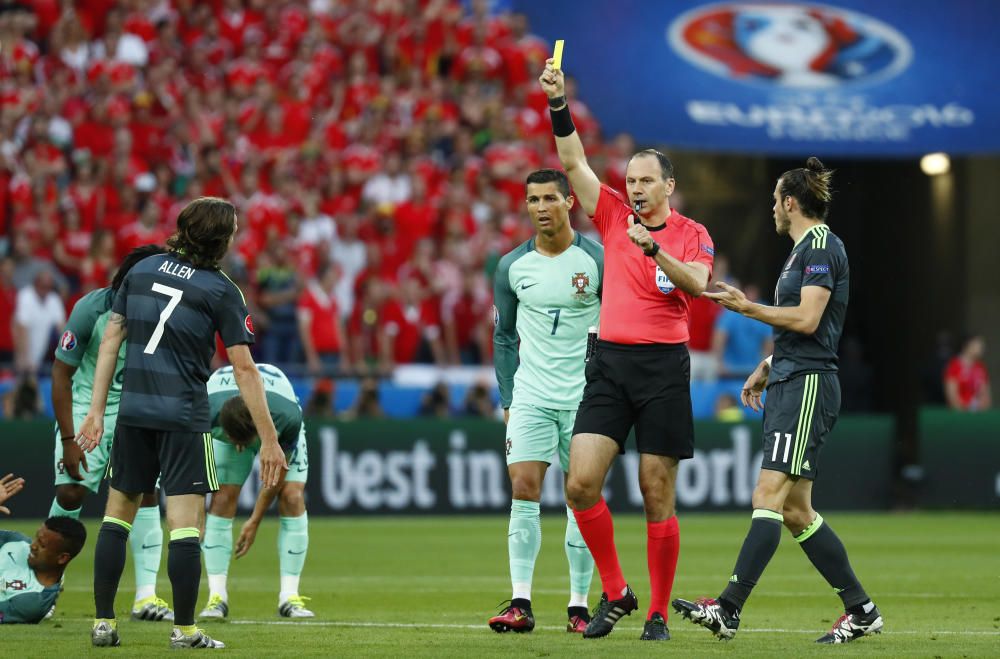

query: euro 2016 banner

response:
[515,0,998,156]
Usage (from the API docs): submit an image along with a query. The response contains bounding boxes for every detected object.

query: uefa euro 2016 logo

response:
[668,2,912,89]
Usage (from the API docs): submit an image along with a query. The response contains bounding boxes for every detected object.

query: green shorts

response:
[53,412,116,493]
[214,427,309,486]
[505,402,577,471]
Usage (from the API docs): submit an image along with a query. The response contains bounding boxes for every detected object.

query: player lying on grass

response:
[199,363,314,620]
[0,517,86,623]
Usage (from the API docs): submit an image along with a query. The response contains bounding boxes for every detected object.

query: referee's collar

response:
[640,208,677,232]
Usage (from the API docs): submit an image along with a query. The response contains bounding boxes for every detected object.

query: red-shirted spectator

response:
[0,257,18,366]
[297,264,349,376]
[688,255,729,382]
[383,279,445,365]
[52,204,92,282]
[116,200,169,260]
[80,229,116,293]
[441,269,491,365]
[944,335,992,411]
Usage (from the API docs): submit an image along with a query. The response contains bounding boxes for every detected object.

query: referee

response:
[672,158,882,645]
[539,60,714,641]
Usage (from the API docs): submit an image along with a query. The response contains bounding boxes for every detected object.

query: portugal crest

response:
[571,272,590,298]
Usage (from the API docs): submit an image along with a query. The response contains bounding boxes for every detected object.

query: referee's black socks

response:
[167,528,203,627]
[794,514,870,611]
[719,509,784,615]
[93,516,131,619]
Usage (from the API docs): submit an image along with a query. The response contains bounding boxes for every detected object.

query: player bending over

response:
[200,363,313,620]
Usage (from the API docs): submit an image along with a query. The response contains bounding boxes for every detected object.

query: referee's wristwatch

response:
[643,241,660,257]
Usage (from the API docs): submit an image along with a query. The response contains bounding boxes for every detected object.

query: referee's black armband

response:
[643,242,660,257]
[550,105,576,137]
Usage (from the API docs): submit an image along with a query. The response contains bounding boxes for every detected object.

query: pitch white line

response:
[228,620,1000,636]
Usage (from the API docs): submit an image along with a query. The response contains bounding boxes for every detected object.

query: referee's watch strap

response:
[643,242,660,257]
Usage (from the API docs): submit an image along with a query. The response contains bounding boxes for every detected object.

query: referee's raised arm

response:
[539,58,600,216]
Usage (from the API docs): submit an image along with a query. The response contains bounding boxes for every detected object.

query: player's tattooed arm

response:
[110,312,128,337]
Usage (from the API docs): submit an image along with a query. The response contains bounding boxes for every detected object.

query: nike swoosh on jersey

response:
[566,542,588,549]
[141,544,161,550]
[287,550,306,555]
[519,282,538,290]
[204,545,224,550]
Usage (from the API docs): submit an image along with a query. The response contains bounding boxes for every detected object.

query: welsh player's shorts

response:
[573,341,694,458]
[53,412,116,493]
[505,402,576,471]
[761,373,841,480]
[214,428,309,487]
[109,424,219,496]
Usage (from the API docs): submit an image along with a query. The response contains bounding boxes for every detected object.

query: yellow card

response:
[552,39,565,70]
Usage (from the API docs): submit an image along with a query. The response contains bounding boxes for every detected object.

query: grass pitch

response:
[2,512,997,657]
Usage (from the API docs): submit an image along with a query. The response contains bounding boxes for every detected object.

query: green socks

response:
[203,514,233,600]
[564,506,593,608]
[508,500,542,601]
[130,506,163,600]
[49,498,82,519]
[278,514,309,601]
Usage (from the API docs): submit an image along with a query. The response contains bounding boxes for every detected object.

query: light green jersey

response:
[493,232,603,410]
[206,363,303,454]
[0,531,61,624]
[54,288,126,417]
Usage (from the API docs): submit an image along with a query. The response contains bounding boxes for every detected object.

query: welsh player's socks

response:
[168,528,202,627]
[794,514,871,611]
[130,505,163,601]
[203,514,233,601]
[94,516,131,619]
[719,509,783,615]
[646,516,680,620]
[278,513,309,602]
[508,499,542,601]
[563,506,593,608]
[49,498,82,519]
[572,498,627,598]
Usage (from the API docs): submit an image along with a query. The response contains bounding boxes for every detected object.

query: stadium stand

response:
[0,0,760,418]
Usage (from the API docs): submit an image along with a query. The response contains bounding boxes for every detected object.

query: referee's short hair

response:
[628,149,674,181]
[780,157,834,221]
[525,169,571,199]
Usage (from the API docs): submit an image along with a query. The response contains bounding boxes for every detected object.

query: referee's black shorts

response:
[108,423,219,496]
[572,340,694,458]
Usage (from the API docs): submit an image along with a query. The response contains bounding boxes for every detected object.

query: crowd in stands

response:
[2,0,597,378]
[0,1,988,418]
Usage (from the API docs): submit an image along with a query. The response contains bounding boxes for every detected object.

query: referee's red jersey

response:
[593,184,714,345]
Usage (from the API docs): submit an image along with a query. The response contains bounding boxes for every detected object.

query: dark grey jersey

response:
[769,224,849,383]
[113,252,254,431]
